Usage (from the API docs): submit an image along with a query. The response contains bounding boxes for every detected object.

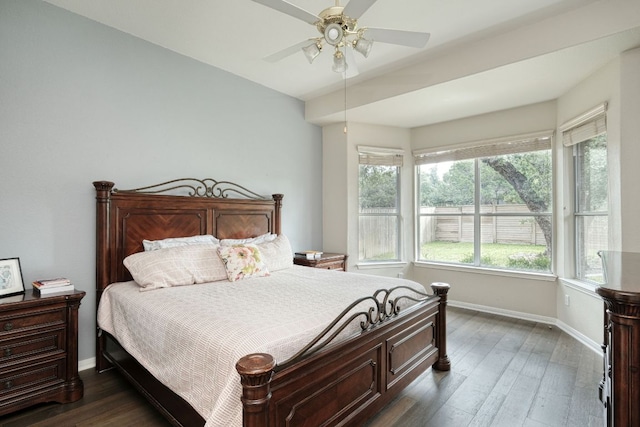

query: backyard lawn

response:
[421,241,549,271]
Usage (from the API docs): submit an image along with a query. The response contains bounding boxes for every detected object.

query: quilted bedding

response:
[97,265,428,427]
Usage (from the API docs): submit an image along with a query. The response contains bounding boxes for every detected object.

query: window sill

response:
[413,261,557,282]
[356,261,407,270]
[558,278,600,296]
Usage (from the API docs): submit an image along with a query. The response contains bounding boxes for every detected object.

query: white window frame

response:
[560,103,608,283]
[413,131,554,272]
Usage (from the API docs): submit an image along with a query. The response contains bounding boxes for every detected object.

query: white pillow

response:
[220,233,277,246]
[143,234,219,251]
[256,234,293,272]
[124,244,227,291]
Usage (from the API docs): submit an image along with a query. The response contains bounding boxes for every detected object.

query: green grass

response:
[421,241,549,271]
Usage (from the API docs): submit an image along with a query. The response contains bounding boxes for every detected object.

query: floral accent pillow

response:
[217,244,270,282]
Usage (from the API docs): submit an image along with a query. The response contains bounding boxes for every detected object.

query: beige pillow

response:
[257,234,293,272]
[143,234,219,251]
[220,233,277,246]
[124,244,227,291]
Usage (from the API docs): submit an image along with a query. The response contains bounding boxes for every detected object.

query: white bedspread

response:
[97,266,428,427]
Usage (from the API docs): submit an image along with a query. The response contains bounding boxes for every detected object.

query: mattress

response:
[97,265,428,427]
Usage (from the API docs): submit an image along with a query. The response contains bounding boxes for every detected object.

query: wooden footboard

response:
[237,283,450,427]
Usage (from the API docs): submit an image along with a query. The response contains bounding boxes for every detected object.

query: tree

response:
[482,152,552,252]
[359,165,399,209]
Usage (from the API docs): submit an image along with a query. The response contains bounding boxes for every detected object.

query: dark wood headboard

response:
[93,178,282,293]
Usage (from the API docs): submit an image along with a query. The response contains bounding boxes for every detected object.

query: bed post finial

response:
[431,282,451,371]
[236,353,276,427]
[272,194,283,235]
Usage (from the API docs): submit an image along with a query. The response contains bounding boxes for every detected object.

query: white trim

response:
[558,277,599,296]
[449,300,602,356]
[413,261,557,282]
[357,145,405,155]
[555,319,602,356]
[559,102,608,132]
[79,357,96,372]
[412,130,554,157]
[356,261,407,270]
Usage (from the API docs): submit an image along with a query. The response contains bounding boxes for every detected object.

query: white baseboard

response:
[79,357,96,372]
[449,300,602,356]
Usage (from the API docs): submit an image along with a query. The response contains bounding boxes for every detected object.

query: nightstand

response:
[0,290,85,416]
[293,253,348,271]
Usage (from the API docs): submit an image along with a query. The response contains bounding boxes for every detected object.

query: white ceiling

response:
[43,0,640,128]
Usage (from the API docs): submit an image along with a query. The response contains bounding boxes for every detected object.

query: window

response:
[358,146,403,262]
[561,104,608,283]
[415,132,553,273]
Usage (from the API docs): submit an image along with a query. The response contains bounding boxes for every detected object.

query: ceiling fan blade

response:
[264,40,313,63]
[343,0,379,19]
[365,28,430,48]
[250,0,319,25]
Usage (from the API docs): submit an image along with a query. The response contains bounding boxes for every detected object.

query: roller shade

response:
[358,145,404,166]
[560,103,607,147]
[413,130,553,166]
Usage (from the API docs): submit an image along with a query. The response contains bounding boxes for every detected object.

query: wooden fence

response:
[419,205,547,245]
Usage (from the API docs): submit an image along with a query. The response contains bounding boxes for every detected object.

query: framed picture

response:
[0,258,26,298]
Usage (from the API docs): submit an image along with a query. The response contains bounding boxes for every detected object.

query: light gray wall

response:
[0,0,322,364]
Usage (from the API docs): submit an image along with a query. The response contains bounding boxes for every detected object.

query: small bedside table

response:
[294,253,348,271]
[0,290,85,416]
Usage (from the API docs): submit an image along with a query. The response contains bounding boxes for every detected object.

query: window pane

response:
[359,215,399,260]
[359,164,400,261]
[575,134,607,282]
[359,165,399,211]
[479,152,552,212]
[417,151,552,272]
[576,215,607,283]
[418,215,474,264]
[576,135,608,212]
[418,160,475,209]
[479,215,551,272]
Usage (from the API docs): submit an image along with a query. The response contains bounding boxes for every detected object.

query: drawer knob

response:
[3,323,12,331]
[3,348,11,357]
[4,381,12,390]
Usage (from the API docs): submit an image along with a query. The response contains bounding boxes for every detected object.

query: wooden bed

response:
[93,178,450,427]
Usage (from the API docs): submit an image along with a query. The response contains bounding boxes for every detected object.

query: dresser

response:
[293,253,348,271]
[597,251,640,427]
[0,290,85,416]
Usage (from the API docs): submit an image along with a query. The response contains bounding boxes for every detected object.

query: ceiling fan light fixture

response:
[324,23,343,46]
[353,37,373,58]
[332,49,348,73]
[302,41,322,64]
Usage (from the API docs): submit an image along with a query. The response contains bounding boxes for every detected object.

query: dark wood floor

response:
[0,307,604,427]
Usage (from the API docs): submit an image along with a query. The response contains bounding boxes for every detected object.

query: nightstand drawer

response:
[0,328,65,365]
[319,260,346,270]
[0,358,65,398]
[0,291,84,416]
[0,307,66,336]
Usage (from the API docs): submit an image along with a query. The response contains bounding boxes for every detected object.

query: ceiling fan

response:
[251,0,430,75]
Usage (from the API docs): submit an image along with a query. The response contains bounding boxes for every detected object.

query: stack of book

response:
[295,250,323,260]
[32,278,74,295]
